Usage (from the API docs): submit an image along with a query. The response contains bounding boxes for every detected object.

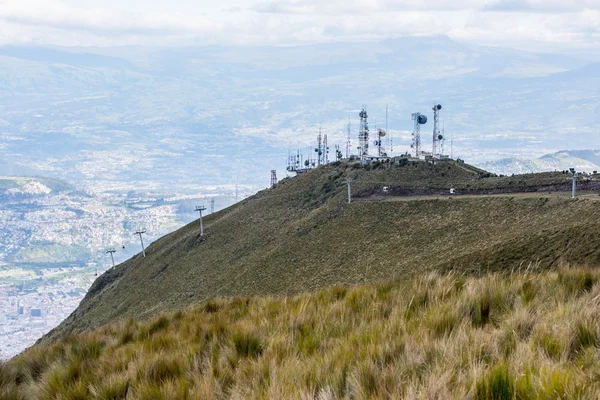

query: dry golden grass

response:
[4,265,600,399]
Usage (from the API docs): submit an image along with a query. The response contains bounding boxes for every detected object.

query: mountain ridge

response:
[40,160,600,343]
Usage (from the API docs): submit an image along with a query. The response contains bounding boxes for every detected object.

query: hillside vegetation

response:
[3,266,600,399]
[42,160,600,342]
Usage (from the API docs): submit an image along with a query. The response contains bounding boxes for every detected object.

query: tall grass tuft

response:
[140,356,184,383]
[476,363,514,400]
[232,331,263,359]
[569,318,599,358]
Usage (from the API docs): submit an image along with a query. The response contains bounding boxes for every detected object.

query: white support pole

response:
[195,206,207,237]
[135,230,147,257]
[344,179,353,204]
[106,249,116,267]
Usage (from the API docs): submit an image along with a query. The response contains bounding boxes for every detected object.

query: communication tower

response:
[287,149,303,173]
[270,170,278,187]
[411,112,427,158]
[432,104,443,158]
[375,128,387,157]
[346,119,351,159]
[386,105,393,155]
[323,134,329,164]
[335,144,343,161]
[358,108,369,162]
[315,127,324,166]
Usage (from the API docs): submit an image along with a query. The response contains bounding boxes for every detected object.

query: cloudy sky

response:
[0,0,599,55]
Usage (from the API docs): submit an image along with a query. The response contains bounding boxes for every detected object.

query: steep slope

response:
[42,161,600,341]
[4,267,600,398]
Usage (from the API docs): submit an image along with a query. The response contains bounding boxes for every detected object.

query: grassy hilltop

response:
[41,160,600,342]
[2,266,600,399]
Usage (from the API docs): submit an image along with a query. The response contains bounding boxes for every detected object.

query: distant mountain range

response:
[478,150,600,175]
[0,35,598,192]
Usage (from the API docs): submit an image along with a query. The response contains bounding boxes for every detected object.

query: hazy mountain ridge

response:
[0,36,598,193]
[478,150,600,175]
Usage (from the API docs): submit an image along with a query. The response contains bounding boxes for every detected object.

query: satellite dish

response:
[438,134,443,140]
[437,104,442,110]
[379,130,386,137]
[418,115,427,124]
[314,148,318,152]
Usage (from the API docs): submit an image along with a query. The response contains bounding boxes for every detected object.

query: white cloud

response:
[482,0,600,12]
[253,0,600,14]
[0,0,221,35]
[0,0,597,54]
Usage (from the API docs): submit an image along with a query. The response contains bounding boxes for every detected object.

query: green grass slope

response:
[4,266,600,399]
[42,161,600,341]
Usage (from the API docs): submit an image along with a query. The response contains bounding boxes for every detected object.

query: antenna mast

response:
[270,170,278,187]
[411,112,427,158]
[346,118,351,159]
[376,128,387,157]
[323,134,329,164]
[315,127,323,167]
[432,104,442,158]
[359,107,369,163]
[451,130,454,159]
[386,105,391,155]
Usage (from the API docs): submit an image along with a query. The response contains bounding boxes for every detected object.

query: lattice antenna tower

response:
[358,107,369,162]
[270,170,278,187]
[386,105,392,155]
[346,117,351,159]
[375,128,387,157]
[441,120,445,157]
[315,127,323,166]
[451,129,454,160]
[411,112,427,158]
[432,103,442,158]
[323,133,329,164]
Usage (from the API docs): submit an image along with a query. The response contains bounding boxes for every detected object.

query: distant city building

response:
[30,309,42,318]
